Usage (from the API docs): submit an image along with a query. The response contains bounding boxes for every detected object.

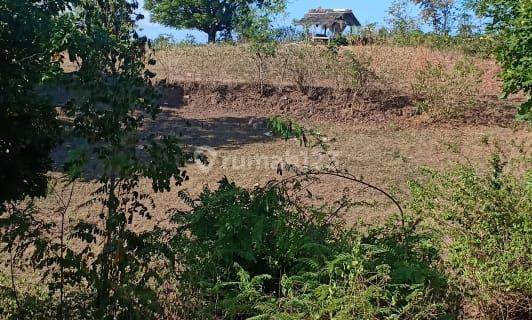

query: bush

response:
[384,30,496,58]
[248,224,451,319]
[0,0,65,207]
[473,0,532,120]
[171,178,345,290]
[329,35,349,47]
[409,155,532,319]
[281,45,322,93]
[338,51,373,97]
[412,59,482,118]
[170,177,453,319]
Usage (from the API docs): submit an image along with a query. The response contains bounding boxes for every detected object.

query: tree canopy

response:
[144,0,285,42]
[471,0,532,120]
[388,0,419,35]
[411,0,455,33]
[0,0,67,207]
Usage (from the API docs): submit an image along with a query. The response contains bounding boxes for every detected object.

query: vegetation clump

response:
[0,0,531,319]
[170,176,452,319]
[410,155,532,319]
[412,59,482,118]
[471,0,532,120]
[0,0,65,207]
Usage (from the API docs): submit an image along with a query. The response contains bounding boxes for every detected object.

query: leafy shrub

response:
[338,51,373,97]
[456,35,497,58]
[473,0,532,120]
[267,116,305,142]
[409,155,532,319]
[412,59,482,118]
[171,177,453,319]
[246,224,451,319]
[171,178,345,289]
[318,46,374,96]
[0,272,54,320]
[281,45,321,93]
[0,0,66,207]
[152,34,179,50]
[329,35,349,47]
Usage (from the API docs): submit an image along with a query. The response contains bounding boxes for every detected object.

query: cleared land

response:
[3,44,530,320]
[46,44,530,226]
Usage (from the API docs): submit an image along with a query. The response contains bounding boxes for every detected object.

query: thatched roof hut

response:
[298,8,361,34]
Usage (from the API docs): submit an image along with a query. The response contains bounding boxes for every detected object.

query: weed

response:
[409,155,532,319]
[280,45,321,93]
[412,59,482,118]
[392,149,408,163]
[169,176,453,319]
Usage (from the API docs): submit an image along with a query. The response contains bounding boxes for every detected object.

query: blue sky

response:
[137,0,405,42]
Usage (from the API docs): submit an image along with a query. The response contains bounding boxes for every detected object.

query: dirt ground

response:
[4,45,527,320]
[41,82,531,231]
[5,76,529,319]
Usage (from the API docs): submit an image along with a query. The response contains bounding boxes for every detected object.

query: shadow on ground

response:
[144,109,272,149]
[51,110,274,180]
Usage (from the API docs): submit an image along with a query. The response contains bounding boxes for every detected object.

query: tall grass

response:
[151,43,501,119]
[412,59,482,118]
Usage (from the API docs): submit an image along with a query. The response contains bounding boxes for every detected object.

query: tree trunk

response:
[433,18,439,34]
[257,56,264,96]
[442,10,450,34]
[96,178,117,316]
[207,29,217,43]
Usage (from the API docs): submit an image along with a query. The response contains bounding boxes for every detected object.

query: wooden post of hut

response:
[297,8,361,43]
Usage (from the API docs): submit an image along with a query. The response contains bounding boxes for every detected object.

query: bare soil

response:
[156,82,522,128]
[41,81,531,230]
[8,45,528,319]
[5,76,530,320]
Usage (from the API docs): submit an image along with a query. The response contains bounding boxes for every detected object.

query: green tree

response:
[144,0,285,43]
[387,0,419,35]
[50,0,186,317]
[237,8,279,95]
[411,0,456,33]
[0,0,67,208]
[471,0,531,120]
[1,0,186,318]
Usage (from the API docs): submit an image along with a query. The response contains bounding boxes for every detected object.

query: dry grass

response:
[4,44,531,319]
[147,43,520,122]
[48,43,528,225]
[39,107,531,231]
[411,59,482,118]
[151,43,504,98]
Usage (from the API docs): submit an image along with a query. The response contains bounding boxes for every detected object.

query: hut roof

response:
[298,8,361,27]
